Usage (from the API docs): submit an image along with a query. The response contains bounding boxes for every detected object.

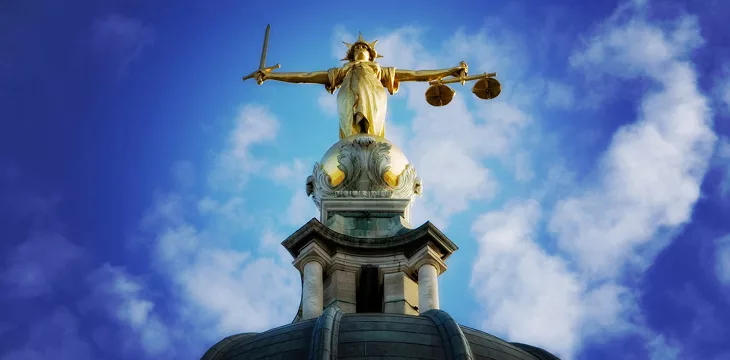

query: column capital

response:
[293,240,331,273]
[407,244,448,275]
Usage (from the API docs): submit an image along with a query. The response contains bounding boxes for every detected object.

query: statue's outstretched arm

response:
[257,71,329,85]
[395,62,468,82]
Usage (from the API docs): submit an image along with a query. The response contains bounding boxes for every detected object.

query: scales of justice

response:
[242,24,502,224]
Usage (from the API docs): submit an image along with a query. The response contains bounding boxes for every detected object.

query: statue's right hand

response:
[254,70,267,85]
[243,69,268,84]
[243,64,279,85]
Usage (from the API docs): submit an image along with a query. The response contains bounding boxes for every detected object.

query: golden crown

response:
[341,32,384,61]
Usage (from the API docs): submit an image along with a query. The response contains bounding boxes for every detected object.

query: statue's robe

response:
[325,61,399,139]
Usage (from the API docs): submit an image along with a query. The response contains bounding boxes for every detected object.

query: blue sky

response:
[1,0,730,359]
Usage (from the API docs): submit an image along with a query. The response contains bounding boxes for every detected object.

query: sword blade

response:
[259,24,270,70]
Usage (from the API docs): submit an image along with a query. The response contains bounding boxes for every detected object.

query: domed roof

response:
[202,306,560,360]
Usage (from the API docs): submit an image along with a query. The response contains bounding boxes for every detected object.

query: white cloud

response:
[269,158,308,186]
[570,13,703,79]
[197,195,253,235]
[471,200,635,359]
[514,152,534,183]
[469,1,715,358]
[1,231,84,298]
[715,234,730,285]
[544,80,575,109]
[283,191,319,226]
[85,264,171,356]
[208,105,280,192]
[553,5,714,278]
[0,308,93,360]
[470,200,583,358]
[135,106,302,343]
[0,167,180,358]
[647,334,680,360]
[268,158,319,226]
[10,105,301,358]
[178,249,300,333]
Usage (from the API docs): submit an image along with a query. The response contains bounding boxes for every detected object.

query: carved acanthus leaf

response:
[307,136,422,209]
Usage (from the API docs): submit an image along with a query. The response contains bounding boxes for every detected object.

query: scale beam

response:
[429,72,497,86]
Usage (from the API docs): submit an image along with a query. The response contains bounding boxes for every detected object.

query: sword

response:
[243,24,281,84]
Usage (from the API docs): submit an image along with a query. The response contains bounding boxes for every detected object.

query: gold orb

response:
[320,134,409,187]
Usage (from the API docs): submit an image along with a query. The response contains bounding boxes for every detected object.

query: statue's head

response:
[342,33,383,62]
[351,43,372,62]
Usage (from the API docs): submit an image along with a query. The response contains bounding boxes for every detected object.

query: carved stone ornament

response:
[306,135,422,209]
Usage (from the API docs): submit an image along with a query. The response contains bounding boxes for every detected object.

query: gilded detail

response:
[306,135,421,209]
[244,30,471,139]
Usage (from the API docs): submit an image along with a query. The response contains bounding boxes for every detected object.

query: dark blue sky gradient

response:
[1,0,729,359]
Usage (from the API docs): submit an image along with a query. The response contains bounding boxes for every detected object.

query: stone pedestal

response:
[321,198,413,227]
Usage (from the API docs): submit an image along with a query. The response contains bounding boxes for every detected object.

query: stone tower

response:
[201,133,561,360]
[290,134,453,320]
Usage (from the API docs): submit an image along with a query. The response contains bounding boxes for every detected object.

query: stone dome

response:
[306,134,422,210]
[202,306,560,360]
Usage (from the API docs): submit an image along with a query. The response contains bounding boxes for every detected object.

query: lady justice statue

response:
[243,26,501,139]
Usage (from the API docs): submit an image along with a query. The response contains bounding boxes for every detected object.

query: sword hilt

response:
[243,25,280,85]
[242,64,281,83]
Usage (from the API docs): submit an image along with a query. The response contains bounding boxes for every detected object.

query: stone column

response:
[418,263,439,313]
[302,261,324,320]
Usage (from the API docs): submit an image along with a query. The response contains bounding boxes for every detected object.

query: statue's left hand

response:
[453,61,468,79]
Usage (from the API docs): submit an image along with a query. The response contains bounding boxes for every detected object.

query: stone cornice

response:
[326,253,414,277]
[282,218,458,262]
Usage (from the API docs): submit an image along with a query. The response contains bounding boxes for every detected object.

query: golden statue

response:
[243,25,501,139]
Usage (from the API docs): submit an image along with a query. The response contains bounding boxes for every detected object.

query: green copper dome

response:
[202,306,559,360]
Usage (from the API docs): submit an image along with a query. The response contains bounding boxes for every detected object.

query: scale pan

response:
[425,84,455,107]
[472,78,501,100]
